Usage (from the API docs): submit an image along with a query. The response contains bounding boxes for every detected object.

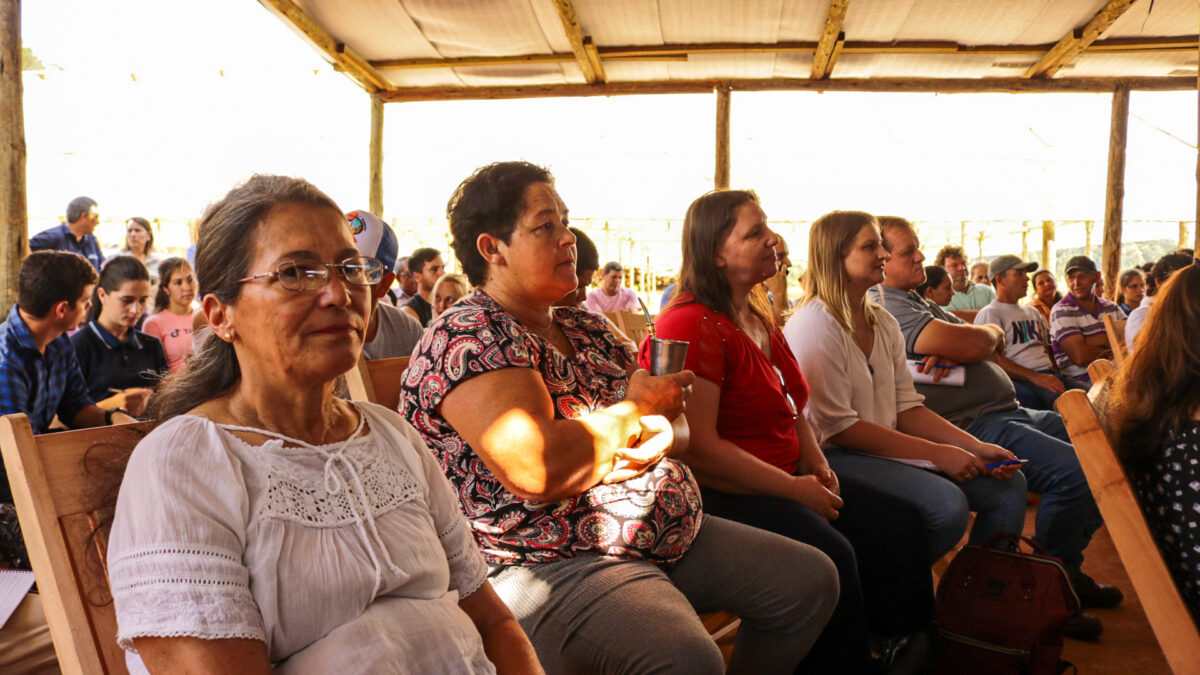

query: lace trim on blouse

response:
[217,408,409,593]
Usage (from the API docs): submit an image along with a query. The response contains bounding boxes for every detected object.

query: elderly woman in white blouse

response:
[106,175,541,674]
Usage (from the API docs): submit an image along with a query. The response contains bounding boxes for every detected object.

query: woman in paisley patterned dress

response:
[402,161,839,675]
[1106,260,1200,622]
[106,175,541,674]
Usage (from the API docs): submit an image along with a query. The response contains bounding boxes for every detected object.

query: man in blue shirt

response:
[0,252,136,501]
[29,196,104,271]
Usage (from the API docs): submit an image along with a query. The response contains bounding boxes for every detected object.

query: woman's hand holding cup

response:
[625,369,695,420]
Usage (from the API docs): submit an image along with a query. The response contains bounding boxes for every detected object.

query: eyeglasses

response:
[237,256,384,292]
[773,365,798,418]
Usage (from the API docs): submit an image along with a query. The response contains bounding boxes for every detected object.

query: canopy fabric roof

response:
[257,0,1199,100]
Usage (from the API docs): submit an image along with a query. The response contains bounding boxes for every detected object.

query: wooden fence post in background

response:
[1042,220,1056,273]
[0,0,27,315]
[1103,85,1130,300]
[715,86,731,190]
[369,94,384,217]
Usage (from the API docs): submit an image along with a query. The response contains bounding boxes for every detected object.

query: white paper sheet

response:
[907,360,966,386]
[0,569,36,629]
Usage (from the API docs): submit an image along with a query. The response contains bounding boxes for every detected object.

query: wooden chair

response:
[0,415,152,675]
[1103,315,1127,366]
[344,356,410,410]
[616,310,653,349]
[1087,358,1115,385]
[1055,390,1200,674]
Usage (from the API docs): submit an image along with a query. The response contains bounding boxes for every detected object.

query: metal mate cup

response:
[649,338,689,376]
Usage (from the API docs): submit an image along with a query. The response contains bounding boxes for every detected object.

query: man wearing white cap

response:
[347,211,424,360]
[974,255,1087,411]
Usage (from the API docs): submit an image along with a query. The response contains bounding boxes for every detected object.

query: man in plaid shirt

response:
[0,252,136,499]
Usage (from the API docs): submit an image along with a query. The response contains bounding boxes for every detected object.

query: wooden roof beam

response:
[255,0,390,92]
[551,0,605,84]
[378,76,1195,103]
[812,0,851,79]
[1025,0,1140,78]
[369,36,1199,71]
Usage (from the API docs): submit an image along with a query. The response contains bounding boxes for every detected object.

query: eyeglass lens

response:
[276,257,382,291]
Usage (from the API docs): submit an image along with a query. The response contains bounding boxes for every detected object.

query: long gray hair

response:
[146,175,342,422]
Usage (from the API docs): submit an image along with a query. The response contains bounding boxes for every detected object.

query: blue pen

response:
[913,361,956,370]
[984,459,1029,468]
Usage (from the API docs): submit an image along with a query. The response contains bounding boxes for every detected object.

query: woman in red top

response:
[646,190,935,673]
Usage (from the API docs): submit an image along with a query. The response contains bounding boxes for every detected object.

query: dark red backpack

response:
[935,534,1078,674]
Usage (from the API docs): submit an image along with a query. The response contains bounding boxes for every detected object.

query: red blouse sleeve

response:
[638,299,730,386]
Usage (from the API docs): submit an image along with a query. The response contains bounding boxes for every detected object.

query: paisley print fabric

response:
[1128,421,1200,623]
[402,289,703,570]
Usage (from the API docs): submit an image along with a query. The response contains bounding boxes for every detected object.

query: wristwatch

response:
[105,407,131,425]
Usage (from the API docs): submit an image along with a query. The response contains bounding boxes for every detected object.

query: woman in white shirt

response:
[106,175,541,674]
[782,211,1026,562]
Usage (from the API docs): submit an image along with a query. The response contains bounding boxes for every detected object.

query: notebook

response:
[0,568,35,628]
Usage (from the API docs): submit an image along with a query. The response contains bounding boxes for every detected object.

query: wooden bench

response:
[0,415,150,674]
[1055,390,1200,674]
[1103,315,1127,366]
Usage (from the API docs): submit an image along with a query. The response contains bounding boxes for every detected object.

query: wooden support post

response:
[977,231,986,260]
[715,87,731,189]
[960,221,967,249]
[1180,221,1189,250]
[1085,220,1095,258]
[0,0,27,316]
[369,94,384,217]
[1042,220,1056,272]
[1104,85,1130,300]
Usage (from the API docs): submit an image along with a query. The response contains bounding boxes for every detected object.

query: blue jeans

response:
[966,407,1102,574]
[1012,371,1089,411]
[825,447,1028,562]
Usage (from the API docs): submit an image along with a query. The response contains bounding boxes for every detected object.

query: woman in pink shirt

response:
[143,258,196,372]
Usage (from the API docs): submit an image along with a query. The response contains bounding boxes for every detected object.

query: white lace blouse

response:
[107,402,493,674]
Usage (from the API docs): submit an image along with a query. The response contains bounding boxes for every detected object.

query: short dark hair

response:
[66,196,97,224]
[916,265,949,296]
[18,251,98,318]
[447,161,555,286]
[1147,252,1194,296]
[408,247,441,276]
[602,261,623,275]
[570,227,599,272]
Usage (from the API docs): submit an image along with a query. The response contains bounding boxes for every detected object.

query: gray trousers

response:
[492,515,839,675]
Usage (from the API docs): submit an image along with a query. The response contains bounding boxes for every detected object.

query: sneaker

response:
[1064,611,1103,641]
[1071,572,1124,609]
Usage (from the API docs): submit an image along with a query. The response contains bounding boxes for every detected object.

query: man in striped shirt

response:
[1049,255,1127,383]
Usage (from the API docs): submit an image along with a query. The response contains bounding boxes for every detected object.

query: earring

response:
[224,329,234,341]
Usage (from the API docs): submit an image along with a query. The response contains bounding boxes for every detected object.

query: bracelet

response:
[105,407,130,425]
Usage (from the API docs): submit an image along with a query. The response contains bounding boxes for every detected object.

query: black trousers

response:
[701,473,935,674]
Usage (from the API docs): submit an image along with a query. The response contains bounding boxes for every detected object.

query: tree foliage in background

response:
[22,47,44,71]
